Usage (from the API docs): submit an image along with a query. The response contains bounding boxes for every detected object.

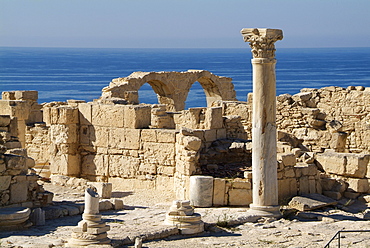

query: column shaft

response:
[241,28,283,217]
[251,58,278,207]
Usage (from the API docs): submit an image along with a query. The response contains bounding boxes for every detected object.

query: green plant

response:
[216,210,232,227]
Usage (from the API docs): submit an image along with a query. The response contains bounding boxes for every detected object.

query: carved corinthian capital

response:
[241,28,283,59]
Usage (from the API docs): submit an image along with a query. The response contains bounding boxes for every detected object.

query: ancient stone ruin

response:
[1,81,369,211]
[0,37,369,220]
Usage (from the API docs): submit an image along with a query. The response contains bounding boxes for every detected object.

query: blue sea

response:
[0,47,369,109]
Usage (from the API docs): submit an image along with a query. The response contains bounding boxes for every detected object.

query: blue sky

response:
[1,0,369,48]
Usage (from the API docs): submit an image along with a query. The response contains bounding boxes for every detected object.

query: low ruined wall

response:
[277,86,370,153]
[1,85,369,206]
[0,115,52,208]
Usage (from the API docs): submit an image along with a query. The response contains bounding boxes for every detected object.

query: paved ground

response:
[1,182,370,248]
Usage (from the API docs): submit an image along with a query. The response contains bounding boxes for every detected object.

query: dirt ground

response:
[1,182,370,248]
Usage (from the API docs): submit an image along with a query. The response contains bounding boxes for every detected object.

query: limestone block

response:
[284,167,295,178]
[58,143,78,155]
[0,160,5,174]
[50,154,80,176]
[321,178,336,191]
[90,126,109,148]
[0,101,13,117]
[2,91,16,100]
[92,104,125,127]
[332,179,347,193]
[157,166,175,176]
[299,176,310,195]
[216,129,227,139]
[322,191,342,200]
[0,176,11,191]
[156,129,177,143]
[305,128,321,141]
[57,106,79,124]
[60,205,80,216]
[278,153,296,167]
[78,103,92,125]
[108,155,140,178]
[5,141,22,150]
[309,178,316,194]
[87,182,112,199]
[110,199,124,210]
[346,154,369,178]
[228,188,252,206]
[99,200,113,211]
[4,154,27,172]
[14,91,38,101]
[316,152,346,175]
[9,180,28,204]
[0,100,30,120]
[67,99,86,107]
[292,128,307,140]
[79,125,91,145]
[29,208,45,226]
[140,129,157,142]
[203,129,217,143]
[123,105,151,129]
[278,178,297,202]
[143,142,175,166]
[138,162,157,175]
[204,107,223,129]
[231,179,252,189]
[288,194,337,211]
[50,175,70,186]
[182,136,202,151]
[81,154,108,177]
[329,132,348,152]
[110,128,140,150]
[50,124,78,144]
[307,164,318,176]
[175,160,196,176]
[0,115,11,127]
[124,129,141,150]
[156,175,174,191]
[213,178,226,206]
[189,176,213,207]
[346,178,369,193]
[292,92,312,103]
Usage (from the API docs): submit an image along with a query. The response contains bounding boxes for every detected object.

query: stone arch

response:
[196,76,223,107]
[145,79,176,111]
[101,70,237,111]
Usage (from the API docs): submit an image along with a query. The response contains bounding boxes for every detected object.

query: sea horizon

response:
[1,46,369,108]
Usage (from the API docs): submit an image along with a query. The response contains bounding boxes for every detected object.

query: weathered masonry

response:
[1,71,370,208]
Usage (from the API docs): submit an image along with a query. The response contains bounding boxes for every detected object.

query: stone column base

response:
[248,204,281,218]
[165,213,204,235]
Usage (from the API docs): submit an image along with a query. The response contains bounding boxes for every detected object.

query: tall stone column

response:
[241,28,283,217]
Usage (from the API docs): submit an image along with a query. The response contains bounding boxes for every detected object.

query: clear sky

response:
[1,0,370,48]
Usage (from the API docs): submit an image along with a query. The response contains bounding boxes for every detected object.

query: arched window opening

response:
[185,81,207,109]
[138,82,159,105]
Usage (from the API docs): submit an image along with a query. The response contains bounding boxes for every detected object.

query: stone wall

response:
[0,114,52,208]
[1,82,369,207]
[276,86,370,153]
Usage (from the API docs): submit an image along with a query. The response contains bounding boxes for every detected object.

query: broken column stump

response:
[68,187,110,247]
[164,200,204,234]
[0,207,31,231]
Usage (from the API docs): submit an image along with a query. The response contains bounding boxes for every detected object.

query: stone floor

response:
[0,182,370,247]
